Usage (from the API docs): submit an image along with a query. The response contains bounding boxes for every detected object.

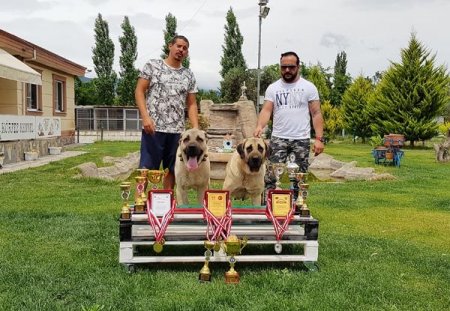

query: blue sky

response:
[2,0,449,89]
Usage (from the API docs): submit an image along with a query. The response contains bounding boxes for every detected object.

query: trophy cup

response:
[223,235,248,284]
[147,169,166,190]
[294,173,310,217]
[120,182,131,219]
[199,240,215,282]
[137,168,149,201]
[269,162,286,190]
[286,154,300,200]
[134,175,146,213]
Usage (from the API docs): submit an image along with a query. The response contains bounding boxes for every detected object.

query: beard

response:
[282,73,297,83]
[282,69,299,83]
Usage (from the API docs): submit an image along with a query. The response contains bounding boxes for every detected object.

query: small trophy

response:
[147,169,166,190]
[269,162,286,190]
[223,235,248,284]
[199,240,215,282]
[120,182,131,219]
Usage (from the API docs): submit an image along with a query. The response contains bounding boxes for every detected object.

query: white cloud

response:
[1,0,449,89]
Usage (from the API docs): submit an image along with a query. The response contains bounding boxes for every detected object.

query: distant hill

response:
[78,76,93,83]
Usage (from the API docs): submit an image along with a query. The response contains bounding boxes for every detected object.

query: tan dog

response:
[175,128,210,205]
[222,137,269,206]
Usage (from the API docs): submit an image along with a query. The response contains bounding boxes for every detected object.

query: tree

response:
[308,65,331,101]
[330,51,351,106]
[321,100,344,139]
[220,7,246,79]
[117,16,139,106]
[92,13,117,105]
[369,33,450,146]
[220,67,248,103]
[341,76,375,142]
[75,77,99,106]
[160,13,189,68]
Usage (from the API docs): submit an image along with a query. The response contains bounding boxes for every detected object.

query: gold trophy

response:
[199,240,215,282]
[294,173,310,217]
[137,168,149,201]
[223,235,248,284]
[269,162,286,190]
[147,169,166,189]
[134,175,146,213]
[120,182,131,219]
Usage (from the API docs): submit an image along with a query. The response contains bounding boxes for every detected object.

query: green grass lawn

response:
[0,141,449,311]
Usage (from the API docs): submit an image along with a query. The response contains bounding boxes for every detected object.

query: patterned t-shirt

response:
[139,59,198,133]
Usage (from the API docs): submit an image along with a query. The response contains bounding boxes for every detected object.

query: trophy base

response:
[225,270,240,284]
[120,212,131,220]
[199,272,212,282]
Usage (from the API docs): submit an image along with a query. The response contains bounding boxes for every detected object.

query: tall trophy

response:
[134,175,147,213]
[223,235,248,284]
[120,182,131,219]
[268,162,286,190]
[286,153,300,200]
[199,240,215,282]
[294,173,310,217]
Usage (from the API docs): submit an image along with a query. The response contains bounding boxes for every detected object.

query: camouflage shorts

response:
[265,136,310,192]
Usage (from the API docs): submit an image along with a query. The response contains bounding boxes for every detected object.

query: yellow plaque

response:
[272,193,291,217]
[207,192,227,217]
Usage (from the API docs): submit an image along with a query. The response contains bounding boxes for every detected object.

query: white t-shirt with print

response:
[264,78,319,140]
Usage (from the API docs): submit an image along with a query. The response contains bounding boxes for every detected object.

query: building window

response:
[26,83,42,111]
[53,74,67,114]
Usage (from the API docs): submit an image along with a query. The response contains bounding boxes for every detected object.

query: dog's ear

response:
[237,142,245,159]
[264,140,272,158]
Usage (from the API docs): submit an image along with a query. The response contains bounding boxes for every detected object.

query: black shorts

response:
[139,130,180,173]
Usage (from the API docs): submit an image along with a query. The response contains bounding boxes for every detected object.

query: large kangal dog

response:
[222,137,269,205]
[175,128,210,205]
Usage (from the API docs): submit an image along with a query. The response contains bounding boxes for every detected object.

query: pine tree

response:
[117,16,139,106]
[369,33,450,146]
[330,51,351,106]
[161,13,189,68]
[341,76,375,142]
[220,7,246,79]
[92,13,116,105]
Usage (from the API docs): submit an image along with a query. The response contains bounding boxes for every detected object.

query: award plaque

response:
[272,193,291,217]
[206,191,227,217]
[203,190,232,242]
[150,191,172,217]
[265,189,295,254]
[146,190,176,253]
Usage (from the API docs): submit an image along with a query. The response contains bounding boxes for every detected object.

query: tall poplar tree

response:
[117,16,139,106]
[220,7,246,79]
[92,13,116,105]
[161,13,189,68]
[369,33,450,146]
[331,51,351,106]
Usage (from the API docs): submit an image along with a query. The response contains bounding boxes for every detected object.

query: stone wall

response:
[0,136,73,165]
[200,98,257,148]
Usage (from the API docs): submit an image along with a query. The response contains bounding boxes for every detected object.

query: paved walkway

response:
[0,151,86,174]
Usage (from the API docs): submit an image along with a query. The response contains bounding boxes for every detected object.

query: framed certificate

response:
[148,190,173,217]
[205,190,230,218]
[268,190,293,217]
